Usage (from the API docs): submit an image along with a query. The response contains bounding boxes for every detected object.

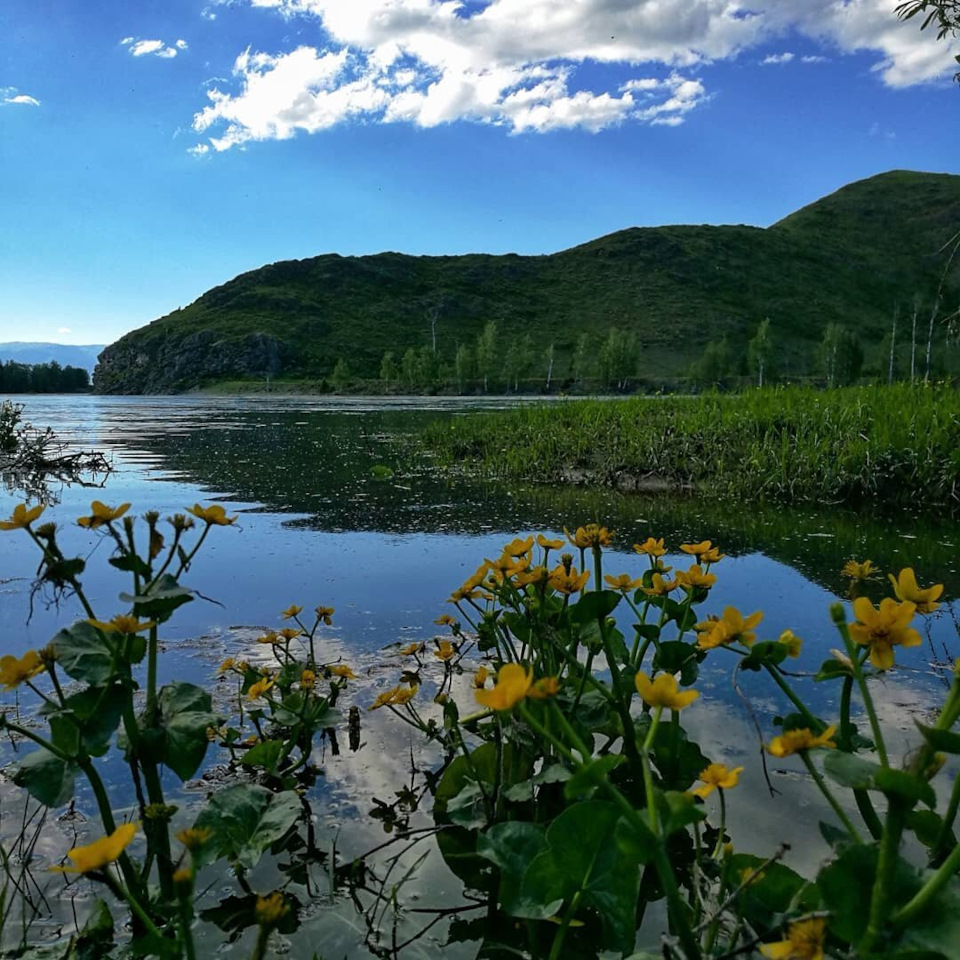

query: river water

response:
[0,395,958,958]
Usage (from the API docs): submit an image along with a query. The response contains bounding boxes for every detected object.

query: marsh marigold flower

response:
[255,892,289,927]
[88,615,156,635]
[565,524,613,549]
[217,658,236,675]
[369,684,418,711]
[696,607,763,650]
[0,503,45,531]
[700,546,726,564]
[676,564,717,591]
[516,565,550,589]
[434,640,457,662]
[187,503,237,526]
[680,540,716,560]
[281,604,303,619]
[400,642,424,656]
[528,676,560,699]
[77,501,130,529]
[329,664,356,679]
[176,827,212,851]
[247,676,276,700]
[779,630,803,658]
[604,573,642,593]
[634,671,699,711]
[842,559,878,581]
[640,573,678,597]
[503,536,534,557]
[435,614,457,627]
[634,537,666,558]
[888,568,944,614]
[849,597,922,670]
[536,534,564,551]
[0,651,45,690]
[760,917,826,960]
[474,666,490,688]
[315,606,335,624]
[692,763,744,798]
[53,823,137,874]
[475,664,532,711]
[548,564,590,595]
[767,726,837,758]
[300,669,317,690]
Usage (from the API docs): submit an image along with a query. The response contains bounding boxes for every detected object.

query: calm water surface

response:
[1,395,958,957]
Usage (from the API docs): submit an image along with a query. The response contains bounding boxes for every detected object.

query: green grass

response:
[95,170,960,393]
[422,384,960,510]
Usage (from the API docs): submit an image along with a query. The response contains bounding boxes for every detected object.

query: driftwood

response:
[0,401,111,499]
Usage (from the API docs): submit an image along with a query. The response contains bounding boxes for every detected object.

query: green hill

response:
[93,170,960,394]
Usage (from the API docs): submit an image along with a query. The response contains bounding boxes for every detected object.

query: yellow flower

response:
[760,917,826,960]
[173,867,194,885]
[0,503,45,531]
[640,573,678,597]
[767,726,837,758]
[604,573,642,593]
[218,657,236,675]
[474,666,490,688]
[247,676,275,700]
[434,640,457,662]
[435,614,457,626]
[888,568,944,615]
[257,631,280,646]
[634,537,666,558]
[461,564,491,592]
[680,540,715,560]
[849,597,922,670]
[503,535,534,557]
[692,763,744,799]
[536,534,564,551]
[475,664,532,711]
[277,627,302,641]
[695,607,763,651]
[0,650,45,690]
[255,892,289,927]
[187,503,237,526]
[281,604,303,619]
[176,827,212,851]
[400,642,424,656]
[53,823,137,874]
[565,524,613,549]
[779,630,803,658]
[634,671,699,711]
[87,615,157,635]
[329,664,356,679]
[700,547,726,564]
[300,669,317,689]
[77,501,131,529]
[547,564,590,595]
[315,605,335,624]
[486,551,530,583]
[528,676,560,699]
[676,564,717,591]
[515,565,551,588]
[842,559,878,581]
[369,684,418,711]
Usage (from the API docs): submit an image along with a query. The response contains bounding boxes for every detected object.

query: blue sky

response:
[1,0,958,347]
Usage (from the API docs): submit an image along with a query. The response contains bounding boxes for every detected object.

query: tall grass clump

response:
[423,384,960,509]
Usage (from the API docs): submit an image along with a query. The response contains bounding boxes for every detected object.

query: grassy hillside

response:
[94,170,960,394]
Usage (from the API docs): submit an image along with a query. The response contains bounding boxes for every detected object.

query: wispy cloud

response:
[121,37,188,59]
[1,87,40,106]
[189,0,960,152]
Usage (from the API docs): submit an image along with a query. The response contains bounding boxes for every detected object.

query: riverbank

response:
[422,384,960,510]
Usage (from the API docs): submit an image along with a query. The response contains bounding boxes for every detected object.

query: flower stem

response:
[800,753,863,844]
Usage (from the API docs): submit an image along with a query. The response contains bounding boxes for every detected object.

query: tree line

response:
[0,360,91,393]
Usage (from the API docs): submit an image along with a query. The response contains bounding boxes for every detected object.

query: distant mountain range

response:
[93,169,960,394]
[0,342,104,374]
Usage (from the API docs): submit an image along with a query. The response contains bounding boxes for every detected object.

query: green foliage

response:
[92,171,960,393]
[0,360,89,394]
[818,323,863,387]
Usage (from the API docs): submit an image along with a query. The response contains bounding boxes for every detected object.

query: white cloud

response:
[190,0,960,150]
[1,87,40,106]
[121,37,188,59]
[57,327,72,335]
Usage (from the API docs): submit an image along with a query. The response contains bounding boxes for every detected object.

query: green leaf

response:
[156,682,218,781]
[728,853,811,930]
[517,801,643,953]
[477,822,550,914]
[823,751,882,790]
[815,658,852,681]
[564,756,624,800]
[120,574,193,624]
[52,622,116,686]
[12,749,78,807]
[193,784,301,870]
[907,810,948,850]
[503,763,571,802]
[571,590,622,623]
[240,740,285,775]
[874,768,936,808]
[67,899,114,960]
[200,893,299,942]
[740,641,788,672]
[652,641,702,686]
[41,684,126,758]
[108,554,151,578]
[914,721,960,755]
[651,724,710,792]
[660,790,706,835]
